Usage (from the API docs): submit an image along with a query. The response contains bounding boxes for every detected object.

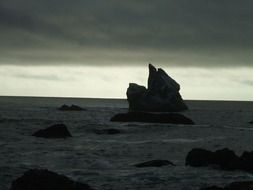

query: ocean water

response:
[0,96,253,190]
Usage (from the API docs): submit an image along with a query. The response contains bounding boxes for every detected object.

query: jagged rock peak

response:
[126,63,188,112]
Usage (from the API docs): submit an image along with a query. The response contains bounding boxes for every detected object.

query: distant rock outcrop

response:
[134,160,175,167]
[10,169,94,190]
[32,124,72,138]
[186,148,253,172]
[59,104,86,111]
[111,112,194,124]
[200,181,253,190]
[127,64,188,112]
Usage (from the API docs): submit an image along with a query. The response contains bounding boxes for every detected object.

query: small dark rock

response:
[250,121,253,124]
[59,104,85,111]
[185,148,213,167]
[200,186,224,190]
[134,160,175,167]
[10,169,94,190]
[240,151,253,171]
[212,148,240,170]
[93,128,120,135]
[186,148,253,172]
[225,181,253,190]
[32,124,72,138]
[110,112,194,124]
[200,181,253,190]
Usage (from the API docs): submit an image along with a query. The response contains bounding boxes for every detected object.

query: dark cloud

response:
[0,0,253,66]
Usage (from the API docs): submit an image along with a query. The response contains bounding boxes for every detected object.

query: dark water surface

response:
[0,96,253,190]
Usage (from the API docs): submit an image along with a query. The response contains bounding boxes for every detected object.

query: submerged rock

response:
[93,128,120,135]
[110,112,194,124]
[127,64,188,112]
[59,104,85,111]
[32,124,72,138]
[186,148,253,172]
[10,169,94,190]
[134,160,175,167]
[200,181,253,190]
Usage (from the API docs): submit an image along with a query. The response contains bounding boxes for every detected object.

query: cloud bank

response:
[0,0,253,67]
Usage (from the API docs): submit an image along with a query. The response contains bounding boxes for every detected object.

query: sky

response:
[0,0,252,100]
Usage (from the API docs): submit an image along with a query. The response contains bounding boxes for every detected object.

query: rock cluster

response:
[32,124,72,138]
[10,169,94,190]
[59,104,85,111]
[186,148,253,171]
[127,64,188,112]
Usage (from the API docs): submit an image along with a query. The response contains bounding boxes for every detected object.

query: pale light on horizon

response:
[0,65,252,101]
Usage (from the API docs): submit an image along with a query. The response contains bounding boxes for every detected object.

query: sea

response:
[0,96,253,190]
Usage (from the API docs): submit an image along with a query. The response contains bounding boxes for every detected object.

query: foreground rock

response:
[59,104,86,111]
[10,169,94,190]
[134,160,175,167]
[200,181,253,190]
[33,124,72,138]
[93,128,120,135]
[127,64,188,112]
[186,148,253,171]
[111,112,194,124]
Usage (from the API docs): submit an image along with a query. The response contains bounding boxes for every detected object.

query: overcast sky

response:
[1,0,253,66]
[0,0,252,99]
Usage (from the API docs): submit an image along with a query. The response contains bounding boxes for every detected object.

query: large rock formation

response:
[10,169,94,190]
[127,64,188,112]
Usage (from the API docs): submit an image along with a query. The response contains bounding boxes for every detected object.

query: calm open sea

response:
[0,96,253,190]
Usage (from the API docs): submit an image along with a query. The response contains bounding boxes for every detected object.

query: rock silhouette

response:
[134,160,175,167]
[10,169,94,190]
[186,148,253,172]
[111,112,194,124]
[250,120,253,124]
[127,64,188,112]
[32,124,72,138]
[59,104,85,111]
[200,181,253,190]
